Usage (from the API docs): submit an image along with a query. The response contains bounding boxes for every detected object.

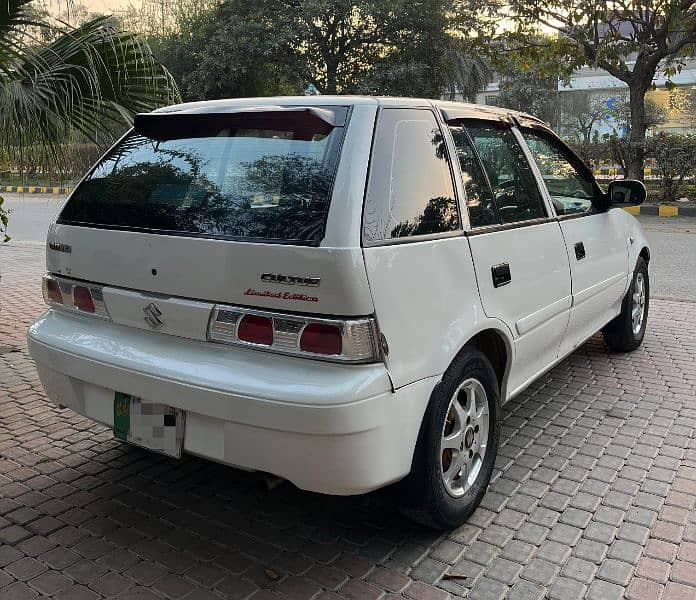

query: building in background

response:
[475,57,696,141]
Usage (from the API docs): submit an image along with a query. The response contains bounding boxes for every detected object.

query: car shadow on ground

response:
[3,317,692,598]
[57,334,611,585]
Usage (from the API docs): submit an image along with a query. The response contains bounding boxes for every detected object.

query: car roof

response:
[153,95,546,125]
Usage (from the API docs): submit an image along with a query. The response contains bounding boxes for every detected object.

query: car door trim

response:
[466,210,617,233]
[572,272,626,307]
[557,211,598,221]
[465,217,557,236]
[361,229,465,247]
[433,102,472,231]
[515,294,572,336]
[444,121,502,227]
[509,125,557,219]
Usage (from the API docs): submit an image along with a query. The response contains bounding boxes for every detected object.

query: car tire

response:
[602,257,649,352]
[398,347,500,530]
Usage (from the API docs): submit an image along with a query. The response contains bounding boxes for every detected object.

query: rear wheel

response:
[602,257,649,352]
[398,347,500,529]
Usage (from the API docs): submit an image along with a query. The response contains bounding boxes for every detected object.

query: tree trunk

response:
[325,58,339,94]
[626,81,650,180]
[582,125,592,145]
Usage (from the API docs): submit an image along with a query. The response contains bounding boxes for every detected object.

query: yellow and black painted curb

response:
[623,205,696,217]
[2,185,73,194]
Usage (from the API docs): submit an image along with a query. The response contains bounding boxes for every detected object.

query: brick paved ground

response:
[1,242,695,600]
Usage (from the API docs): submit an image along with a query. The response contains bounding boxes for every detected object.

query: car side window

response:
[522,128,599,216]
[465,121,547,224]
[448,126,499,227]
[363,108,459,244]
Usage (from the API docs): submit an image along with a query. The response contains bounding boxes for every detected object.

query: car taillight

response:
[209,306,381,363]
[44,278,63,305]
[73,285,95,313]
[237,315,273,346]
[42,274,110,319]
[300,323,342,355]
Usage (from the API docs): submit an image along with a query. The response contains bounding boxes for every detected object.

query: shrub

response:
[644,133,696,203]
[0,143,106,185]
[570,140,612,167]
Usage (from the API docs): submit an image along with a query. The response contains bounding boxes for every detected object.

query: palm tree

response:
[0,0,180,241]
[442,40,492,103]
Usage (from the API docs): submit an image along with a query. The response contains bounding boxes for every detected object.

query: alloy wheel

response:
[632,272,646,335]
[439,378,489,498]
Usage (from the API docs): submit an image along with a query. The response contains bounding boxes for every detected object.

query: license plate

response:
[114,392,185,458]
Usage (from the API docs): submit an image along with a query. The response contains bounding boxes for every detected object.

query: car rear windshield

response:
[58,107,348,244]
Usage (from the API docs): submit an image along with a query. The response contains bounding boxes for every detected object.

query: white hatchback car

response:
[28,96,650,529]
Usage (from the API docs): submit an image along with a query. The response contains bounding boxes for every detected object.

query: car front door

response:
[520,126,629,356]
[448,120,572,397]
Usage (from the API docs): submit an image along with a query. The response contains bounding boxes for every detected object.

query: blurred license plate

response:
[113,393,185,458]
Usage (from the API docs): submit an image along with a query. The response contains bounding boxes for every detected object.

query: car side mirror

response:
[607,179,646,207]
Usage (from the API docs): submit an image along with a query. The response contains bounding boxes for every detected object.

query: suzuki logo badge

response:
[143,302,163,329]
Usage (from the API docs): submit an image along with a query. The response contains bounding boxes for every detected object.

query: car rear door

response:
[447,119,572,396]
[519,126,629,356]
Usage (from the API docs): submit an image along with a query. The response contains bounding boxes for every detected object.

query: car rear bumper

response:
[28,310,435,495]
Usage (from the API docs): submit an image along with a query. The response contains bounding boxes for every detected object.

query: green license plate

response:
[113,392,185,458]
[114,392,131,441]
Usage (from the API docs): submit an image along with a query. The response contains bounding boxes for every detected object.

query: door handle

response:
[574,242,586,261]
[491,263,511,288]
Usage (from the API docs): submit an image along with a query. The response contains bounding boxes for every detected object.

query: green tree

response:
[441,42,493,102]
[496,68,559,125]
[0,0,178,242]
[611,97,667,134]
[645,133,696,202]
[282,0,399,95]
[152,0,300,100]
[605,97,667,175]
[559,91,609,144]
[280,0,490,97]
[0,0,179,170]
[500,0,696,179]
[560,93,666,166]
[150,0,489,100]
[116,0,219,39]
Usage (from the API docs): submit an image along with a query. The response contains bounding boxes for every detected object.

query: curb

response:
[2,185,73,195]
[624,205,696,217]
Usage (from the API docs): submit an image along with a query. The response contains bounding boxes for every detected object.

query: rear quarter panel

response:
[363,236,514,391]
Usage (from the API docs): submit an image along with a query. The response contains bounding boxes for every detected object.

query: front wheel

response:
[602,256,649,352]
[398,347,500,529]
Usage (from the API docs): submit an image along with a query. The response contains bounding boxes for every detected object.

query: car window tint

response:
[522,129,597,216]
[465,122,546,224]
[59,110,346,244]
[448,126,498,227]
[363,108,459,243]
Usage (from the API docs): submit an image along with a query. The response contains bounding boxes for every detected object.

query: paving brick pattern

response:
[1,242,695,600]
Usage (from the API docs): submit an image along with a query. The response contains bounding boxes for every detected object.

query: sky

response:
[80,0,132,11]
[48,0,134,14]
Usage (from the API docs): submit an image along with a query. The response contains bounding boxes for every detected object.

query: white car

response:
[28,96,649,529]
